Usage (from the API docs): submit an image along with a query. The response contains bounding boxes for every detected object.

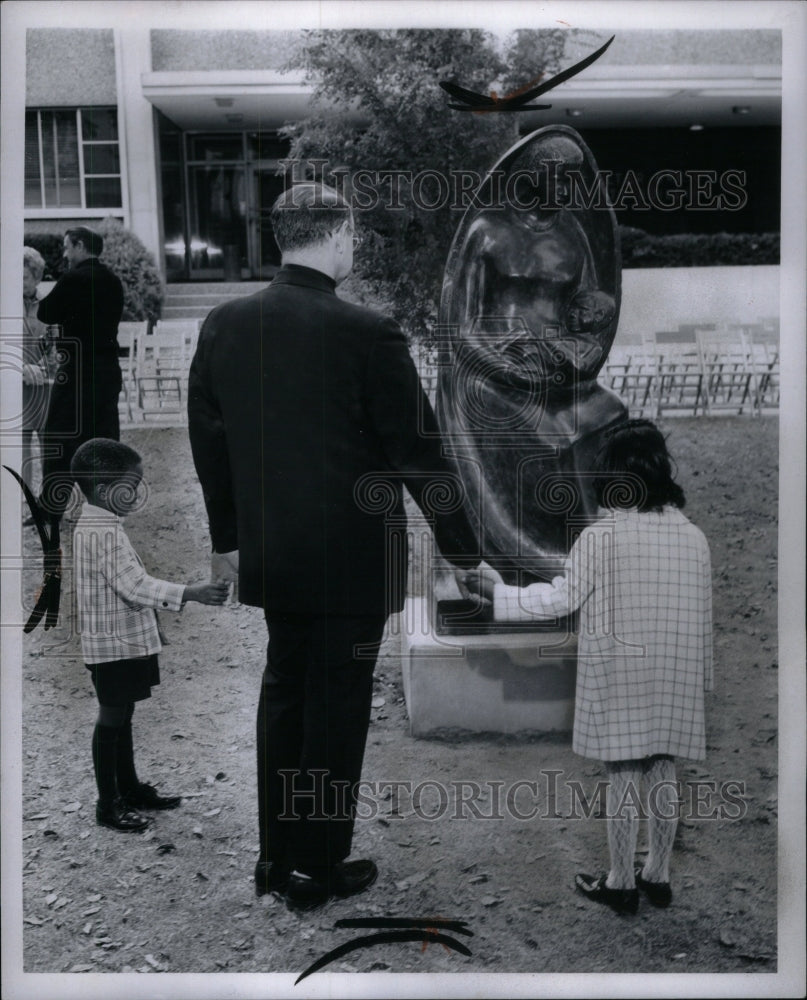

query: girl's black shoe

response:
[634,864,673,907]
[574,872,639,915]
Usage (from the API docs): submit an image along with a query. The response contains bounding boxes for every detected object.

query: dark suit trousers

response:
[257,612,386,874]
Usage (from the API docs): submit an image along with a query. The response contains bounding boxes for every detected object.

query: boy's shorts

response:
[86,654,160,706]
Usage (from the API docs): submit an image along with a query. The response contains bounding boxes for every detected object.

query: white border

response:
[2,3,805,999]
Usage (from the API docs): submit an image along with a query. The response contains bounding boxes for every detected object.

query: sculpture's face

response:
[567,298,600,332]
[513,139,585,214]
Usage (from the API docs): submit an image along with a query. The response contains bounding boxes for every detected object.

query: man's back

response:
[37,257,123,363]
[189,264,476,615]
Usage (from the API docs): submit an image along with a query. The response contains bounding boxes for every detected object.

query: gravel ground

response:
[11,415,794,996]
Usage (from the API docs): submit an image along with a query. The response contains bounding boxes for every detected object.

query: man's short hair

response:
[71,438,141,499]
[270,183,351,253]
[65,226,104,257]
[23,246,46,282]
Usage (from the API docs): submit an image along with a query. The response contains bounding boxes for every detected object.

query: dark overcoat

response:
[37,256,123,438]
[188,264,478,615]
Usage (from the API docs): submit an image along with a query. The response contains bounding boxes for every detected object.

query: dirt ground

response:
[18,416,780,983]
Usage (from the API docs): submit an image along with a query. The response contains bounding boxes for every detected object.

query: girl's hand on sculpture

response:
[460,562,503,603]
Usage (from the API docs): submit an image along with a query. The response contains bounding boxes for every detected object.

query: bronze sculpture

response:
[436,126,628,587]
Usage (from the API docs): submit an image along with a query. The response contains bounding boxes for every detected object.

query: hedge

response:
[23,233,64,282]
[24,219,164,323]
[619,228,780,267]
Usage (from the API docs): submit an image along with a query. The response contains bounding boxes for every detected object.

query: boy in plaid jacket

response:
[71,438,229,832]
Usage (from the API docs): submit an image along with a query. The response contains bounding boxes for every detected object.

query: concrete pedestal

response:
[399,595,577,737]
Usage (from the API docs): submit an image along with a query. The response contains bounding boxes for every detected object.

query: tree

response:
[281,29,569,339]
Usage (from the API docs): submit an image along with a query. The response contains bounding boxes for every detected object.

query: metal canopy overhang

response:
[140,66,781,132]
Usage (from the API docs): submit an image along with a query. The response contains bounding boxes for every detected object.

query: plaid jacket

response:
[74,503,185,664]
[494,506,713,761]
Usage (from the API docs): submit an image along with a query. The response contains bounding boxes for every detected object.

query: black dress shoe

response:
[634,864,673,908]
[575,872,639,915]
[121,782,181,811]
[96,798,150,833]
[285,859,378,909]
[255,861,292,897]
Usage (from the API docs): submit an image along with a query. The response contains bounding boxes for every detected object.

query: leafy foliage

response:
[96,218,164,323]
[23,233,65,281]
[281,29,569,339]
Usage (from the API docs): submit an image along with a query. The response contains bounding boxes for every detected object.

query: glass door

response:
[247,166,286,280]
[187,163,248,280]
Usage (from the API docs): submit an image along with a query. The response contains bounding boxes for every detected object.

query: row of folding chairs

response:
[600,319,779,417]
[118,319,201,422]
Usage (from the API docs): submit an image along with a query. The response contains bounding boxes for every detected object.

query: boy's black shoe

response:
[285,859,378,909]
[574,872,639,915]
[96,798,150,832]
[121,782,181,811]
[255,861,292,897]
[634,864,673,908]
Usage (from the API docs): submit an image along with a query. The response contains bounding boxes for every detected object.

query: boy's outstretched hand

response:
[184,581,231,606]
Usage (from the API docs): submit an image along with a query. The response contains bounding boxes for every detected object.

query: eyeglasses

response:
[345,223,362,250]
[334,221,362,250]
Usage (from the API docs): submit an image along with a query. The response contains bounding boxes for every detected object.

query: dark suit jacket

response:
[37,257,123,431]
[188,264,479,615]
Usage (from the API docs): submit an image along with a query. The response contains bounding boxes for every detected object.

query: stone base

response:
[399,596,577,737]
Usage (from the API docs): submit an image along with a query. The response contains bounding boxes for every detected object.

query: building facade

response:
[24,27,782,283]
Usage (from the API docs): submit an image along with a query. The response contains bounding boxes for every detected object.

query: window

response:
[25,108,122,209]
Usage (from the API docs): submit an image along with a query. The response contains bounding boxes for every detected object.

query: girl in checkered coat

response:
[468,420,713,914]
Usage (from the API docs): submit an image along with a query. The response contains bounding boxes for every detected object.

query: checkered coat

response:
[494,507,713,761]
[74,503,185,664]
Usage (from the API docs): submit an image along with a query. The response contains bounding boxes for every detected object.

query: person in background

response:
[37,227,124,524]
[22,246,55,495]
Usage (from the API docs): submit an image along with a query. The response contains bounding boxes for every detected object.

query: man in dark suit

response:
[188,183,479,908]
[37,226,124,522]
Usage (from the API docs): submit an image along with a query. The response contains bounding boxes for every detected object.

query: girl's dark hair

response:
[593,419,685,512]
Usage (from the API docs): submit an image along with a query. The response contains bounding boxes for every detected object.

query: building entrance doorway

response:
[157,119,290,282]
[247,166,284,280]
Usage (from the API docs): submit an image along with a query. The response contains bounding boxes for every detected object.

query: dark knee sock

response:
[116,705,140,795]
[92,724,120,804]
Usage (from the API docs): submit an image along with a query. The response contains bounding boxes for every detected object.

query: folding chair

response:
[153,319,201,403]
[745,322,780,414]
[135,327,188,419]
[696,324,754,415]
[651,328,706,417]
[117,320,148,422]
[415,343,438,403]
[605,332,657,416]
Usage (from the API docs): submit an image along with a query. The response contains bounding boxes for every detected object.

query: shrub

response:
[23,232,65,281]
[26,221,164,323]
[619,228,780,267]
[97,218,164,323]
